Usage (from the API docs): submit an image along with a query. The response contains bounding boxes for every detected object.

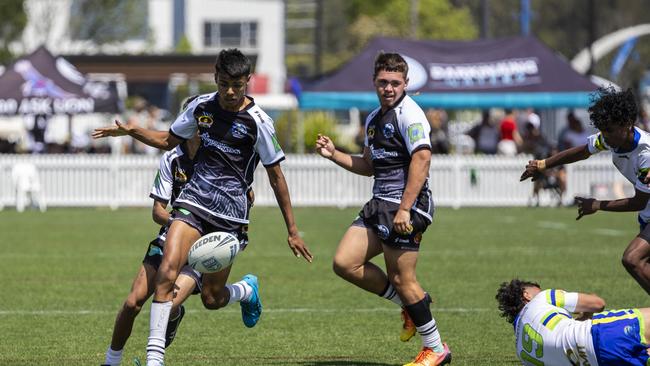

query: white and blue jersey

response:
[169,93,284,226]
[364,94,433,221]
[587,127,650,224]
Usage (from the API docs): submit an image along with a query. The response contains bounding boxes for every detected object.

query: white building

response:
[15,0,286,94]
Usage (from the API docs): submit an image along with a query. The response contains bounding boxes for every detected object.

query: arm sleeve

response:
[544,289,578,312]
[586,133,609,155]
[398,108,432,155]
[169,104,198,140]
[149,152,173,204]
[635,152,650,193]
[254,116,285,167]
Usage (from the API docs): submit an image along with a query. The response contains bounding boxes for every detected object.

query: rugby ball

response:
[188,232,240,273]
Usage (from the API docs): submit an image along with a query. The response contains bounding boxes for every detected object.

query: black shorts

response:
[142,238,203,295]
[352,197,432,251]
[171,207,249,251]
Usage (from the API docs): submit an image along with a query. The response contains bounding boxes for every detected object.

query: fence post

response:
[453,155,461,209]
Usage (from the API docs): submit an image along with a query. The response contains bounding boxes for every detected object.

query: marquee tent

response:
[0,46,121,115]
[301,36,598,110]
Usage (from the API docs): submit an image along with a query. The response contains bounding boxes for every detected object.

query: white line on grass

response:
[537,221,568,230]
[0,307,490,316]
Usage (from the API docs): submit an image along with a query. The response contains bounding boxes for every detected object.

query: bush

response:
[274,110,339,153]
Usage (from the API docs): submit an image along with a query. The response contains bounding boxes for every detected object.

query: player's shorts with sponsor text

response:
[171,207,249,251]
[352,197,432,251]
[591,308,650,366]
[142,238,203,295]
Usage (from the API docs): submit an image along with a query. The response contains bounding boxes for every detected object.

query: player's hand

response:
[520,160,542,181]
[575,196,599,220]
[92,120,132,139]
[287,232,313,263]
[393,208,413,235]
[316,134,335,160]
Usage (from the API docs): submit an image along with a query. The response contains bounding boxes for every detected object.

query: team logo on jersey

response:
[174,167,188,183]
[198,112,214,128]
[414,232,422,245]
[408,123,425,144]
[367,126,375,140]
[383,123,395,138]
[376,224,390,239]
[230,122,248,138]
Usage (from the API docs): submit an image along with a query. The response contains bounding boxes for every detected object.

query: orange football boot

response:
[403,344,452,366]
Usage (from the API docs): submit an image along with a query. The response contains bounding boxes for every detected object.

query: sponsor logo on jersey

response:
[376,224,390,239]
[198,112,214,128]
[201,132,241,155]
[370,146,398,160]
[367,125,375,140]
[271,133,282,152]
[383,123,395,138]
[230,122,248,138]
[174,167,188,183]
[408,123,425,144]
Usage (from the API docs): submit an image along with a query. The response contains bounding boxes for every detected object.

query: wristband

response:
[537,159,546,171]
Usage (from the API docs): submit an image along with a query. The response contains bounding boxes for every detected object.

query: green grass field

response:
[0,206,647,365]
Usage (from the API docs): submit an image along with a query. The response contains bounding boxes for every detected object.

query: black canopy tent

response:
[0,46,121,116]
[300,36,598,110]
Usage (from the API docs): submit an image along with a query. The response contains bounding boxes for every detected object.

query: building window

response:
[204,21,258,48]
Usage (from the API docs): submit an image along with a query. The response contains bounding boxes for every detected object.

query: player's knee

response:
[332,258,353,279]
[200,290,227,310]
[622,251,641,272]
[123,295,145,314]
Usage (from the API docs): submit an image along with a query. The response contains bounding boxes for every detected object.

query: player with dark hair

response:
[496,278,650,366]
[521,87,650,295]
[102,95,201,366]
[316,52,450,366]
[94,49,312,366]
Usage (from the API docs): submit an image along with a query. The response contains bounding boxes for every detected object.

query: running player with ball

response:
[94,49,312,366]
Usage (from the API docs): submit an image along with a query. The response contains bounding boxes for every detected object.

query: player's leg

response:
[621,228,650,295]
[384,246,450,366]
[164,270,198,348]
[332,225,386,294]
[200,265,261,327]
[146,220,200,366]
[103,263,156,366]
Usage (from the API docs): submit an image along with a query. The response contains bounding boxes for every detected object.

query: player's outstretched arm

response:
[92,120,181,151]
[576,189,650,220]
[265,163,313,263]
[316,134,373,176]
[520,145,591,181]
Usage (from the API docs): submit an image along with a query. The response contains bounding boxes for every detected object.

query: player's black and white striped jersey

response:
[364,94,433,220]
[169,92,284,225]
[149,144,195,206]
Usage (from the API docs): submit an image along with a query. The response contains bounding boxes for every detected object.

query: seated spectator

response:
[558,111,590,150]
[425,109,450,154]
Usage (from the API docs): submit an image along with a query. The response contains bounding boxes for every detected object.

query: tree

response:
[0,0,27,64]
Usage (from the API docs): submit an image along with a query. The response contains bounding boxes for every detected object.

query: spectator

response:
[425,108,449,154]
[467,110,499,154]
[497,109,522,156]
[520,117,565,206]
[558,111,590,150]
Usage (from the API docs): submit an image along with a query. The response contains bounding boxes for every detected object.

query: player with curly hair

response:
[521,87,650,295]
[496,278,650,366]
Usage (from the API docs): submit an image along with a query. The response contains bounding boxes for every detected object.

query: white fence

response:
[0,153,624,209]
